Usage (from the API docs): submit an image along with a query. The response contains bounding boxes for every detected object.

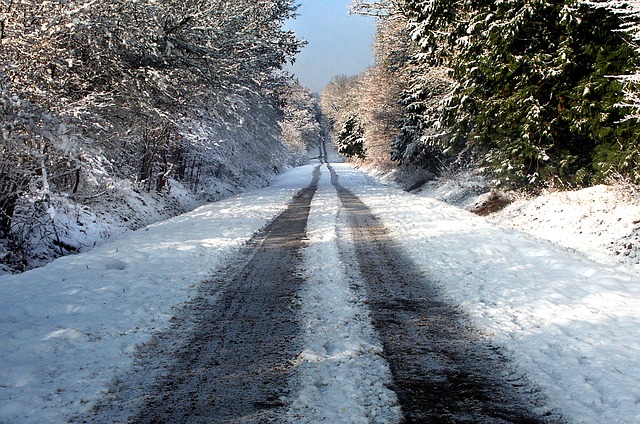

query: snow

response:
[488,184,640,270]
[288,167,401,423]
[0,165,313,423]
[340,163,640,423]
[2,157,640,423]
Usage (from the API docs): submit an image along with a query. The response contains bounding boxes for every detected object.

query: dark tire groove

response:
[329,164,564,424]
[87,167,321,424]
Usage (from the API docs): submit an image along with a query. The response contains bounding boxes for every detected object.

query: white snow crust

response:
[488,184,640,270]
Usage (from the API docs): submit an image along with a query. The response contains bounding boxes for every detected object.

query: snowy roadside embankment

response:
[488,184,640,271]
[413,173,640,274]
[287,166,401,423]
[337,162,640,423]
[0,165,314,423]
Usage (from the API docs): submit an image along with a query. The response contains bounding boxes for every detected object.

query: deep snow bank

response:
[390,167,640,276]
[488,185,640,272]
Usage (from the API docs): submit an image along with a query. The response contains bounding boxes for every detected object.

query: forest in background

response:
[326,0,640,190]
[0,0,323,272]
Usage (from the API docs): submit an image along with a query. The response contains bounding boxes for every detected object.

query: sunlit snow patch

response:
[287,165,402,423]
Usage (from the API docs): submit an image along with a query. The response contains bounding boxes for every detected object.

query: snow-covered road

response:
[2,155,640,423]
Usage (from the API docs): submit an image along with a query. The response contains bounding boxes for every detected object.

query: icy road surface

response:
[2,154,640,422]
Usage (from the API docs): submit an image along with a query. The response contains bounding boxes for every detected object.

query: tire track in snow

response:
[90,166,321,423]
[329,164,563,423]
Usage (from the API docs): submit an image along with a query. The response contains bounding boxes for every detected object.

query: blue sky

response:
[285,1,376,92]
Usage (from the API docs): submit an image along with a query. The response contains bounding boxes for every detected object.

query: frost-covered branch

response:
[349,0,404,17]
[585,1,640,120]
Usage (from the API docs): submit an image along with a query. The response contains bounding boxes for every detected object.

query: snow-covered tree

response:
[394,0,640,186]
[391,65,458,170]
[453,0,640,187]
[0,0,300,104]
[279,82,323,160]
[359,13,413,168]
[321,74,364,152]
[385,0,463,171]
[350,0,404,16]
[347,0,461,169]
[336,114,366,159]
[584,1,640,182]
[0,0,306,271]
[347,0,640,186]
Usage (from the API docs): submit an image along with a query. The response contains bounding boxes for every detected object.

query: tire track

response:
[89,166,321,423]
[329,164,564,424]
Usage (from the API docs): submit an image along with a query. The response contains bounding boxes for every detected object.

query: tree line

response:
[325,0,640,189]
[0,0,321,271]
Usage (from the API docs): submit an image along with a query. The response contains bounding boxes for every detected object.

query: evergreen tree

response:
[584,0,640,182]
[391,0,464,170]
[454,0,639,187]
[349,0,640,186]
[320,74,364,152]
[336,114,366,159]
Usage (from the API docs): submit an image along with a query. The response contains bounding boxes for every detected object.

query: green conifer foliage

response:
[454,0,639,187]
[337,114,367,159]
[392,0,462,170]
[396,0,640,187]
